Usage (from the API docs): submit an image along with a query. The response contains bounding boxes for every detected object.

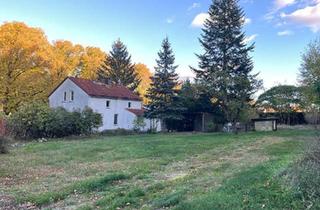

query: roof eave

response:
[90,95,142,101]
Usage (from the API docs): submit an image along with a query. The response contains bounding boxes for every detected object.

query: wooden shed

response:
[252,118,278,131]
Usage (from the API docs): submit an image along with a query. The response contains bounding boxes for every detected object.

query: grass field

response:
[0,129,315,210]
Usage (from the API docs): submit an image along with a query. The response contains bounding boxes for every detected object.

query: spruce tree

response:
[145,38,184,130]
[192,0,262,125]
[97,39,140,91]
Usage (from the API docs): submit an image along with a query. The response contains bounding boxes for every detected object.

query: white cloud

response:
[274,0,296,10]
[243,34,258,43]
[264,0,296,20]
[281,2,320,32]
[191,14,251,28]
[244,18,252,25]
[188,3,201,11]
[277,30,294,36]
[191,13,209,27]
[166,17,174,24]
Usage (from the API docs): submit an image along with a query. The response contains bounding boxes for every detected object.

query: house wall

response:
[88,97,142,131]
[49,78,89,111]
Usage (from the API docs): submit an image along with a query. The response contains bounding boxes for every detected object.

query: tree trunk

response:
[2,85,10,115]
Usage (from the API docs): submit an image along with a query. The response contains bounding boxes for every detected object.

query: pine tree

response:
[97,39,141,91]
[145,38,184,130]
[192,0,262,124]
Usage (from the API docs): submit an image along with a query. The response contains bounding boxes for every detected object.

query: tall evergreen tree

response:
[97,39,140,91]
[192,0,262,124]
[145,38,184,130]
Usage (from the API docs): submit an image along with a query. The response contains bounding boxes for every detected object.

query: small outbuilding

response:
[252,118,278,131]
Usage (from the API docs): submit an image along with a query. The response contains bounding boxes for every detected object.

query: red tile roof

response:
[126,108,145,116]
[50,77,141,101]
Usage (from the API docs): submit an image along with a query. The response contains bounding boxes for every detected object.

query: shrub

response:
[45,107,71,138]
[80,107,103,134]
[132,116,146,132]
[8,103,102,140]
[207,122,219,132]
[7,103,51,139]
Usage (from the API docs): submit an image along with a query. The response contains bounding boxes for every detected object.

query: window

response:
[70,91,74,101]
[64,92,67,101]
[106,100,110,108]
[114,114,118,125]
[128,102,131,108]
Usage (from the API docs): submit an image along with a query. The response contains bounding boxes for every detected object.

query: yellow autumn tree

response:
[80,47,106,80]
[49,40,84,88]
[49,41,106,87]
[134,63,152,104]
[0,22,52,114]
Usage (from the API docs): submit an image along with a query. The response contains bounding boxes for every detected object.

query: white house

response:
[49,77,160,132]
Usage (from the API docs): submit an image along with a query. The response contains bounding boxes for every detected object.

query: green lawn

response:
[0,129,315,209]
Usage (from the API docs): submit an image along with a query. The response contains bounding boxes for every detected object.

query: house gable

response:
[49,78,90,111]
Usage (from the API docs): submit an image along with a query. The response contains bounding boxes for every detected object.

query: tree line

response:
[255,38,320,124]
[2,0,319,131]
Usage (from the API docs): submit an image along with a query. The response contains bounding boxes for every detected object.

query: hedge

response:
[7,103,102,140]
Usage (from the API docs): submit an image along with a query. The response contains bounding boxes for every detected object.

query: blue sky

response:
[0,0,319,89]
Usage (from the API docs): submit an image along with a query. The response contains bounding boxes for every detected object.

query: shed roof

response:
[251,118,279,122]
[126,108,145,116]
